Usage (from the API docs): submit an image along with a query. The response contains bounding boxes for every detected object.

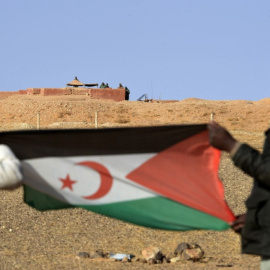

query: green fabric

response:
[24,184,229,231]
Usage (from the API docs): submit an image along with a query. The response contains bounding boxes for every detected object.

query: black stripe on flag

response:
[0,124,207,159]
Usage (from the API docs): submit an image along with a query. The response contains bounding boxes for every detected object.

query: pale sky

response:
[1,1,269,101]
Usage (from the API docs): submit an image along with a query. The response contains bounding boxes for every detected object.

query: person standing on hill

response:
[125,86,130,100]
[0,145,22,189]
[100,82,106,88]
[208,121,270,270]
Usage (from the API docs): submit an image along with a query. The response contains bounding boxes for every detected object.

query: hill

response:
[0,94,266,269]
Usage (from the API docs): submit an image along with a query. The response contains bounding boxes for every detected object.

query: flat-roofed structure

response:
[25,77,126,102]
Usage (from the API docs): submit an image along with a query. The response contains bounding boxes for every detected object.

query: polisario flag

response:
[0,124,235,230]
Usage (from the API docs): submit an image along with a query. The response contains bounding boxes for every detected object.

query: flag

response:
[0,124,235,231]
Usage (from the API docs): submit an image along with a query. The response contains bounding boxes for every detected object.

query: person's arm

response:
[0,145,23,190]
[208,121,270,188]
[207,122,247,233]
[232,141,270,187]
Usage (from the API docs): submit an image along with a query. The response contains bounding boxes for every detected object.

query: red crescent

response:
[77,161,113,200]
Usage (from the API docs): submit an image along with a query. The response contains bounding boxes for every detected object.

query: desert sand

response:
[1,94,269,269]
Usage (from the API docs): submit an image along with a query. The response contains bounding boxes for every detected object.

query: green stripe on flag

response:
[82,198,229,231]
[24,185,74,210]
[24,185,229,231]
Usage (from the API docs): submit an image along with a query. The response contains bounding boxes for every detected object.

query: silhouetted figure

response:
[100,82,106,88]
[125,87,130,100]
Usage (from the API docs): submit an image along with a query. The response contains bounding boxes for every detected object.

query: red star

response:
[59,174,77,191]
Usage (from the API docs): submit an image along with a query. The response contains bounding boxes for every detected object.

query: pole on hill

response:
[210,112,214,121]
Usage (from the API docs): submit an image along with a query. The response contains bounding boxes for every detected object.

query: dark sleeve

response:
[232,132,270,188]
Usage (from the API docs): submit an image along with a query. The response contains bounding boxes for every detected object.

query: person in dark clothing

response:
[125,87,130,100]
[207,121,270,270]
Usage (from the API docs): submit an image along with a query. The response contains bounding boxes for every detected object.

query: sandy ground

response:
[1,94,269,269]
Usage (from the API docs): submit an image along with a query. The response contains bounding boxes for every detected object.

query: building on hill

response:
[25,77,127,102]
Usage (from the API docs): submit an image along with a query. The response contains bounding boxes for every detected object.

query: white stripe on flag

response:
[22,153,158,205]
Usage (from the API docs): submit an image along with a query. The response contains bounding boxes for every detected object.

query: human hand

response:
[230,214,246,234]
[207,121,238,153]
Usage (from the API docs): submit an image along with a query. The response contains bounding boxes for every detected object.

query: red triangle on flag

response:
[126,130,235,223]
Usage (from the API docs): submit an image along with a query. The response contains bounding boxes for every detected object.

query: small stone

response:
[76,252,90,259]
[182,244,204,261]
[142,246,163,261]
[170,256,181,263]
[174,242,189,255]
[9,229,12,232]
